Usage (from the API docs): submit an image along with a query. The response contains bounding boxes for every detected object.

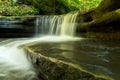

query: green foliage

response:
[0,0,102,15]
[83,0,102,10]
[25,0,71,14]
[24,0,102,15]
[58,0,102,11]
[0,1,39,16]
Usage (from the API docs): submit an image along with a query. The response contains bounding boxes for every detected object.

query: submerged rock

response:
[23,42,113,80]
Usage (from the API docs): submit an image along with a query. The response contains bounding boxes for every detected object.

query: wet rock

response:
[86,32,120,40]
[0,16,35,37]
[23,42,112,80]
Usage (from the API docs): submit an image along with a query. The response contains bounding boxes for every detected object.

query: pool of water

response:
[0,37,120,80]
[0,14,119,80]
[29,39,120,80]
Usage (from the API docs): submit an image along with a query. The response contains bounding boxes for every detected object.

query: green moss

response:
[86,32,120,40]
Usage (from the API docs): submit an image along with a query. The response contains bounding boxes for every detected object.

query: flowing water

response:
[0,12,120,80]
[0,13,79,80]
[31,39,120,80]
[35,12,78,36]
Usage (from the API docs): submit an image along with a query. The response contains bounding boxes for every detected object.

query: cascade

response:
[0,39,37,80]
[35,12,78,36]
[0,12,79,80]
[0,12,119,80]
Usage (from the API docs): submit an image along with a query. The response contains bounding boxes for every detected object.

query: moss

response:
[86,32,120,40]
[115,9,120,13]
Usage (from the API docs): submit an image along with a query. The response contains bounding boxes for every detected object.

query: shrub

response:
[0,1,39,16]
[58,0,102,11]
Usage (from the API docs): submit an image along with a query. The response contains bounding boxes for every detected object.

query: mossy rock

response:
[23,42,113,80]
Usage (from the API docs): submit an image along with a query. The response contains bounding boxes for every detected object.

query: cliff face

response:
[0,16,35,38]
[77,0,120,40]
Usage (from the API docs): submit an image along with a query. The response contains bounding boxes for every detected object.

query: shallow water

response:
[28,38,120,80]
[0,14,120,80]
[0,37,120,80]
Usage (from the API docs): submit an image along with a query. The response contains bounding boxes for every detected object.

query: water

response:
[0,12,120,80]
[0,12,79,80]
[0,37,81,80]
[28,39,120,80]
[35,12,78,36]
[0,40,36,80]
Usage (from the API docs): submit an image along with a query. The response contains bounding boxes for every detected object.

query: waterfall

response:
[0,12,80,80]
[35,12,78,36]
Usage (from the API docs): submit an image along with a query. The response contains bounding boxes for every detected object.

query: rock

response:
[86,32,120,40]
[0,16,35,37]
[23,42,113,80]
[77,0,120,40]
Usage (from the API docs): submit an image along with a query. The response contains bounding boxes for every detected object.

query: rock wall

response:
[0,16,35,37]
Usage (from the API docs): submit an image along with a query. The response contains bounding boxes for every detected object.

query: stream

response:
[0,13,120,80]
[35,39,120,80]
